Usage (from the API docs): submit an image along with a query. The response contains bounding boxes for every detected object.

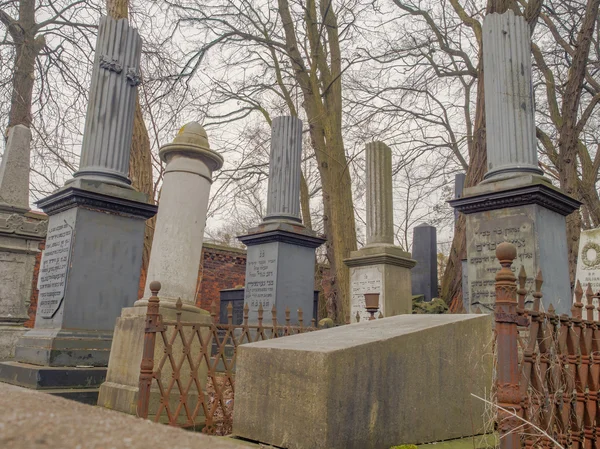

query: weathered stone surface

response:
[365,141,394,246]
[482,11,542,181]
[264,116,302,223]
[465,203,571,314]
[0,383,249,449]
[0,125,32,212]
[139,122,223,307]
[233,314,493,449]
[345,245,415,322]
[71,16,142,188]
[411,224,438,302]
[97,306,211,415]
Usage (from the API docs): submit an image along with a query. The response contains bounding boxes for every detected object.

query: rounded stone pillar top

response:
[159,122,224,171]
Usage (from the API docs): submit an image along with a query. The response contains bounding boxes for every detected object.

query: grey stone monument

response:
[411,224,437,302]
[344,141,416,322]
[0,16,157,402]
[449,10,579,314]
[0,125,47,360]
[238,116,325,325]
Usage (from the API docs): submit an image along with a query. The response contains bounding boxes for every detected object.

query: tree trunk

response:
[106,0,156,297]
[6,0,44,131]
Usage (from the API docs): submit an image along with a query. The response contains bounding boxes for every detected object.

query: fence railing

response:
[494,242,600,449]
[136,281,318,435]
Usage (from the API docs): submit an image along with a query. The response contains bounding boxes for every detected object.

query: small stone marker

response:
[411,223,438,302]
[345,141,415,322]
[238,116,325,325]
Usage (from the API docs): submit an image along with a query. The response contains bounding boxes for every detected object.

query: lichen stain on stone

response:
[369,400,379,433]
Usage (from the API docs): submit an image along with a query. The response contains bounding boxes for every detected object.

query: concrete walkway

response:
[0,382,250,449]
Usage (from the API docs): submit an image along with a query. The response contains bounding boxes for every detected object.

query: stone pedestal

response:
[0,125,48,360]
[450,176,579,314]
[98,123,222,413]
[345,246,415,322]
[411,223,437,302]
[239,221,325,325]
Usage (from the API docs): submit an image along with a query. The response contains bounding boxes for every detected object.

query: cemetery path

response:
[0,382,251,449]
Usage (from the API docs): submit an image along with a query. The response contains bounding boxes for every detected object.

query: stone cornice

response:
[0,212,47,240]
[448,183,580,216]
[37,186,157,219]
[238,228,326,249]
[344,253,417,269]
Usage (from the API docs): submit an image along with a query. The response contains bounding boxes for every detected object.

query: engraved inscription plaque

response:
[575,228,600,319]
[467,213,535,312]
[350,265,383,323]
[244,245,277,314]
[37,218,74,318]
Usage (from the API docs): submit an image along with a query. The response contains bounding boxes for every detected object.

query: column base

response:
[97,304,211,416]
[0,361,106,404]
[344,245,416,323]
[0,324,27,360]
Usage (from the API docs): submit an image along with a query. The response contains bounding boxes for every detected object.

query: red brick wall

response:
[195,243,247,312]
[25,241,44,328]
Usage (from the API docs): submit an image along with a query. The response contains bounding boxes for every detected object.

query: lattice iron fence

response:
[136,281,318,435]
[494,242,600,449]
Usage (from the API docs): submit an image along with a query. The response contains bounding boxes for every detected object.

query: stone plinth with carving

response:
[344,141,415,323]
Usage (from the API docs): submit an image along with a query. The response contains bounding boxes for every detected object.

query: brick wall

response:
[25,241,44,328]
[195,243,247,312]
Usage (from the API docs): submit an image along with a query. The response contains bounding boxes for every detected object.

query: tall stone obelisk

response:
[344,142,416,322]
[449,10,579,314]
[238,116,325,325]
[0,16,157,403]
[0,125,47,360]
[98,122,223,413]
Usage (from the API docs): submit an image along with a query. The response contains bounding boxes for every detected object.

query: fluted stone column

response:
[0,16,157,401]
[70,16,142,188]
[264,116,302,223]
[99,123,222,414]
[344,141,415,323]
[239,116,325,325]
[482,10,542,181]
[365,142,394,246]
[449,10,580,315]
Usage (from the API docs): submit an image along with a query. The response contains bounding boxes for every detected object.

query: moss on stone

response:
[412,296,448,314]
[390,445,418,449]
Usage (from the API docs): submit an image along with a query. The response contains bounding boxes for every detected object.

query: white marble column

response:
[483,10,543,180]
[71,16,142,188]
[0,125,32,212]
[365,141,394,246]
[264,116,302,223]
[137,123,223,310]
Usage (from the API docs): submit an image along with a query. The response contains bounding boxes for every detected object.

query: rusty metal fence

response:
[136,281,318,435]
[494,242,600,449]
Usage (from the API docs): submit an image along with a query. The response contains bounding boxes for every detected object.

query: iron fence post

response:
[494,243,521,449]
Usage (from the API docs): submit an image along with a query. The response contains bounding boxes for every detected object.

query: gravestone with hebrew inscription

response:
[238,117,325,325]
[0,16,157,402]
[450,11,579,314]
[344,141,415,322]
